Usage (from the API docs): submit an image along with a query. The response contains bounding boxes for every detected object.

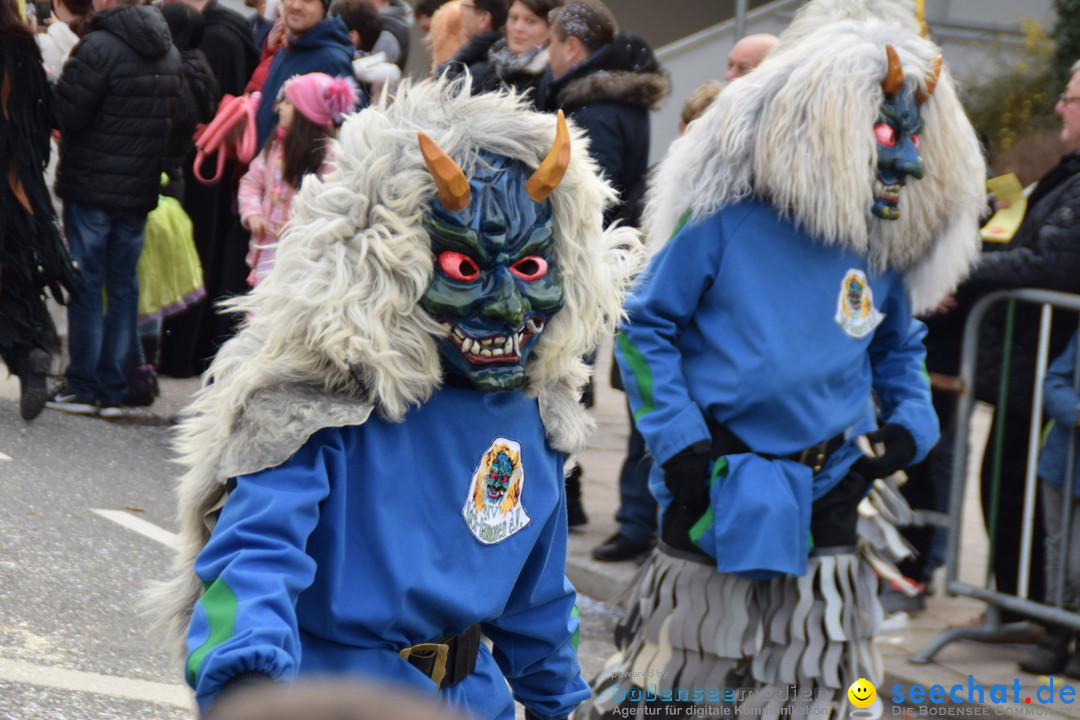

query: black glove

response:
[660,444,712,554]
[852,423,916,480]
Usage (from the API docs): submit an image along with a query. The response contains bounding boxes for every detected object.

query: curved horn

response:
[882,44,904,99]
[526,110,571,203]
[418,131,470,211]
[915,55,943,104]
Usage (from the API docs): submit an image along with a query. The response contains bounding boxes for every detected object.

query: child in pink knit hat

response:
[239,73,356,287]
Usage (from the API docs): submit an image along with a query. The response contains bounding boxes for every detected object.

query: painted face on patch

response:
[872,86,925,221]
[421,153,565,393]
[847,278,863,313]
[486,450,514,503]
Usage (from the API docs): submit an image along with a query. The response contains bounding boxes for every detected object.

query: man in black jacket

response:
[952,59,1080,638]
[48,0,181,418]
[540,0,669,225]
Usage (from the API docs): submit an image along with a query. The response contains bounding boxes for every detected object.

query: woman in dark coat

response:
[0,0,78,420]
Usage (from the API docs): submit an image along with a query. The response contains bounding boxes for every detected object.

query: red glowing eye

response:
[911,134,921,149]
[510,256,548,281]
[874,123,896,148]
[437,251,480,282]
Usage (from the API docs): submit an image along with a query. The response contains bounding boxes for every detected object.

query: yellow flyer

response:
[979,173,1027,243]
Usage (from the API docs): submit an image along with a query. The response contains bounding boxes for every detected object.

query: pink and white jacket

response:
[238,131,330,286]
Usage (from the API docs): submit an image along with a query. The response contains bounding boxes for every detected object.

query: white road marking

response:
[0,656,193,709]
[0,450,10,461]
[90,509,180,549]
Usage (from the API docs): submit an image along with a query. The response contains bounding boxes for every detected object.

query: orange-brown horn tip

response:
[915,54,943,104]
[882,44,904,99]
[526,110,571,203]
[418,131,471,211]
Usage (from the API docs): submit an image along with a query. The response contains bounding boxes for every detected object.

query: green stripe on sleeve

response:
[186,579,239,685]
[616,333,654,422]
[570,604,581,652]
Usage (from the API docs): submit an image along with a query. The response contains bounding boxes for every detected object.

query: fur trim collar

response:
[556,69,670,112]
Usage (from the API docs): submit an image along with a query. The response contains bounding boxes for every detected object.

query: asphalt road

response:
[0,380,620,719]
[0,388,192,719]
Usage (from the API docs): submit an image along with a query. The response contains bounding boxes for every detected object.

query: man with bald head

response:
[725,32,777,81]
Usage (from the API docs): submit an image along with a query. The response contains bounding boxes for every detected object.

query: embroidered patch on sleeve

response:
[834,269,885,340]
[462,437,531,544]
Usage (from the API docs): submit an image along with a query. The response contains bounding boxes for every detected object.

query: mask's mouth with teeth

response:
[441,318,545,365]
[872,177,903,220]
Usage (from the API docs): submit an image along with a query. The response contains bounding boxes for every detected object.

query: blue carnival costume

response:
[618,199,938,575]
[577,1,989,717]
[157,82,644,720]
[186,386,588,718]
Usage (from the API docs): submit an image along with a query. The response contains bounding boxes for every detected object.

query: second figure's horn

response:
[526,110,571,203]
[915,55,943,103]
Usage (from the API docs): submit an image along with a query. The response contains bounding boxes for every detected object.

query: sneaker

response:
[45,386,97,415]
[18,349,52,421]
[98,404,126,420]
[592,532,656,563]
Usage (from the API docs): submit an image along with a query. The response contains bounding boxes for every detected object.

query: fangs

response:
[874,180,902,204]
[443,319,547,364]
[450,327,523,363]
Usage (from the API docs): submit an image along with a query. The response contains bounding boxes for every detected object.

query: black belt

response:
[705,419,845,474]
[400,623,482,690]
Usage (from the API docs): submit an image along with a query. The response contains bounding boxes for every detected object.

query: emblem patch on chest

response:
[462,437,531,544]
[834,269,885,340]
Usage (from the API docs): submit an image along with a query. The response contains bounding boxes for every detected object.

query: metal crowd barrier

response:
[912,288,1080,664]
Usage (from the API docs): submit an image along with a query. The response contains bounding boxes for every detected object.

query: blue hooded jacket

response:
[255,16,358,148]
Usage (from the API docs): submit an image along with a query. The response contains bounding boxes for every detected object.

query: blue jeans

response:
[63,203,146,405]
[616,403,657,544]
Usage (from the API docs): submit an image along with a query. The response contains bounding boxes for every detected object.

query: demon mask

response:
[419,113,571,392]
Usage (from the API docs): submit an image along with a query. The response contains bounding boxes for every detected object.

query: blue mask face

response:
[420,152,565,393]
[872,85,925,221]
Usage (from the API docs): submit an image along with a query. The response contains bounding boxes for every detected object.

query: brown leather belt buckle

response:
[797,442,828,473]
[400,642,450,690]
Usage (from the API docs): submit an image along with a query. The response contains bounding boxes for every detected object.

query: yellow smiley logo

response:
[848,678,876,709]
